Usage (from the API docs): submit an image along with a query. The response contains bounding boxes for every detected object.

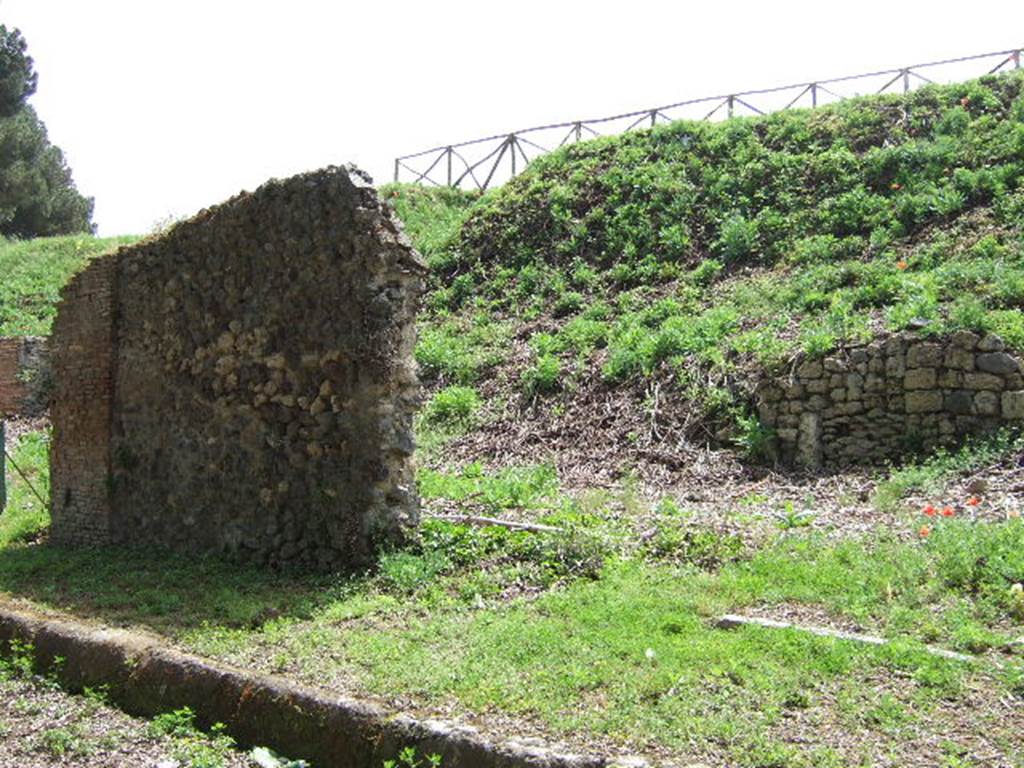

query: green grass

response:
[381,184,477,271]
[873,429,1024,511]
[0,234,136,335]
[394,72,1024,440]
[0,430,50,548]
[0,435,1021,761]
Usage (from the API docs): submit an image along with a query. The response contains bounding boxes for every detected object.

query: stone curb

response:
[0,601,622,768]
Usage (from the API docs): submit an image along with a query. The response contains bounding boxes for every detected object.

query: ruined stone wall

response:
[49,256,117,545]
[50,166,426,568]
[0,336,50,416]
[756,331,1024,468]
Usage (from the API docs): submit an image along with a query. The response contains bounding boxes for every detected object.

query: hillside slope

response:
[0,234,136,335]
[389,71,1024,487]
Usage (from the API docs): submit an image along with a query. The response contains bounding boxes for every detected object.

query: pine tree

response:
[0,24,93,237]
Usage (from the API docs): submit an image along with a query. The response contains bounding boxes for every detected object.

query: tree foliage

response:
[0,24,35,118]
[0,24,92,237]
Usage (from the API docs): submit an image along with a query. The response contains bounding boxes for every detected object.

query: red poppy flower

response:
[923,505,937,517]
[897,260,908,270]
[966,497,980,507]
[919,525,931,537]
[941,507,955,517]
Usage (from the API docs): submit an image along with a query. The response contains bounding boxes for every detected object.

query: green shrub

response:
[716,214,759,262]
[424,386,481,426]
[552,290,584,317]
[732,413,775,460]
[521,354,562,398]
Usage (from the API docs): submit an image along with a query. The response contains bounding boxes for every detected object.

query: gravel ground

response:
[0,671,261,768]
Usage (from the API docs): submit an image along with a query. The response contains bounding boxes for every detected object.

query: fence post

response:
[650,110,657,127]
[727,95,735,118]
[446,147,453,186]
[510,135,517,177]
[575,122,582,142]
[902,68,910,93]
[393,158,399,183]
[1015,50,1021,69]
[811,83,818,108]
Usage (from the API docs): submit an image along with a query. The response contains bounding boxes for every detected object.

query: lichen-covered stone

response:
[943,346,975,371]
[1003,391,1024,420]
[49,165,426,570]
[904,368,937,390]
[974,390,1000,416]
[978,333,1005,352]
[964,372,1004,391]
[945,390,974,415]
[906,390,943,413]
[950,330,980,350]
[907,343,943,368]
[976,352,1019,375]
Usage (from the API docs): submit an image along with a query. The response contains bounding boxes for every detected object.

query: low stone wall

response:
[0,336,50,416]
[0,601,609,768]
[756,331,1024,468]
[50,165,427,569]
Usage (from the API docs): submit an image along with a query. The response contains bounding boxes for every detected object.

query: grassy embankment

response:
[1,75,1024,764]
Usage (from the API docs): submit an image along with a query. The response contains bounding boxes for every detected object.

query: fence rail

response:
[394,47,1023,192]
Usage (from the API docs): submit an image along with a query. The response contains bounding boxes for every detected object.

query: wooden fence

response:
[394,47,1022,191]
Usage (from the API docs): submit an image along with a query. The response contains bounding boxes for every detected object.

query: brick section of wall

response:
[756,331,1024,468]
[0,337,50,416]
[50,165,426,570]
[49,255,117,545]
[0,338,27,415]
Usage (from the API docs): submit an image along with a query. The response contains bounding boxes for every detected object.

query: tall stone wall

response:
[50,166,427,569]
[0,336,50,416]
[756,331,1024,468]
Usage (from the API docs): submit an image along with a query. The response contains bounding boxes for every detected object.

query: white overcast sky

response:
[2,0,1023,235]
